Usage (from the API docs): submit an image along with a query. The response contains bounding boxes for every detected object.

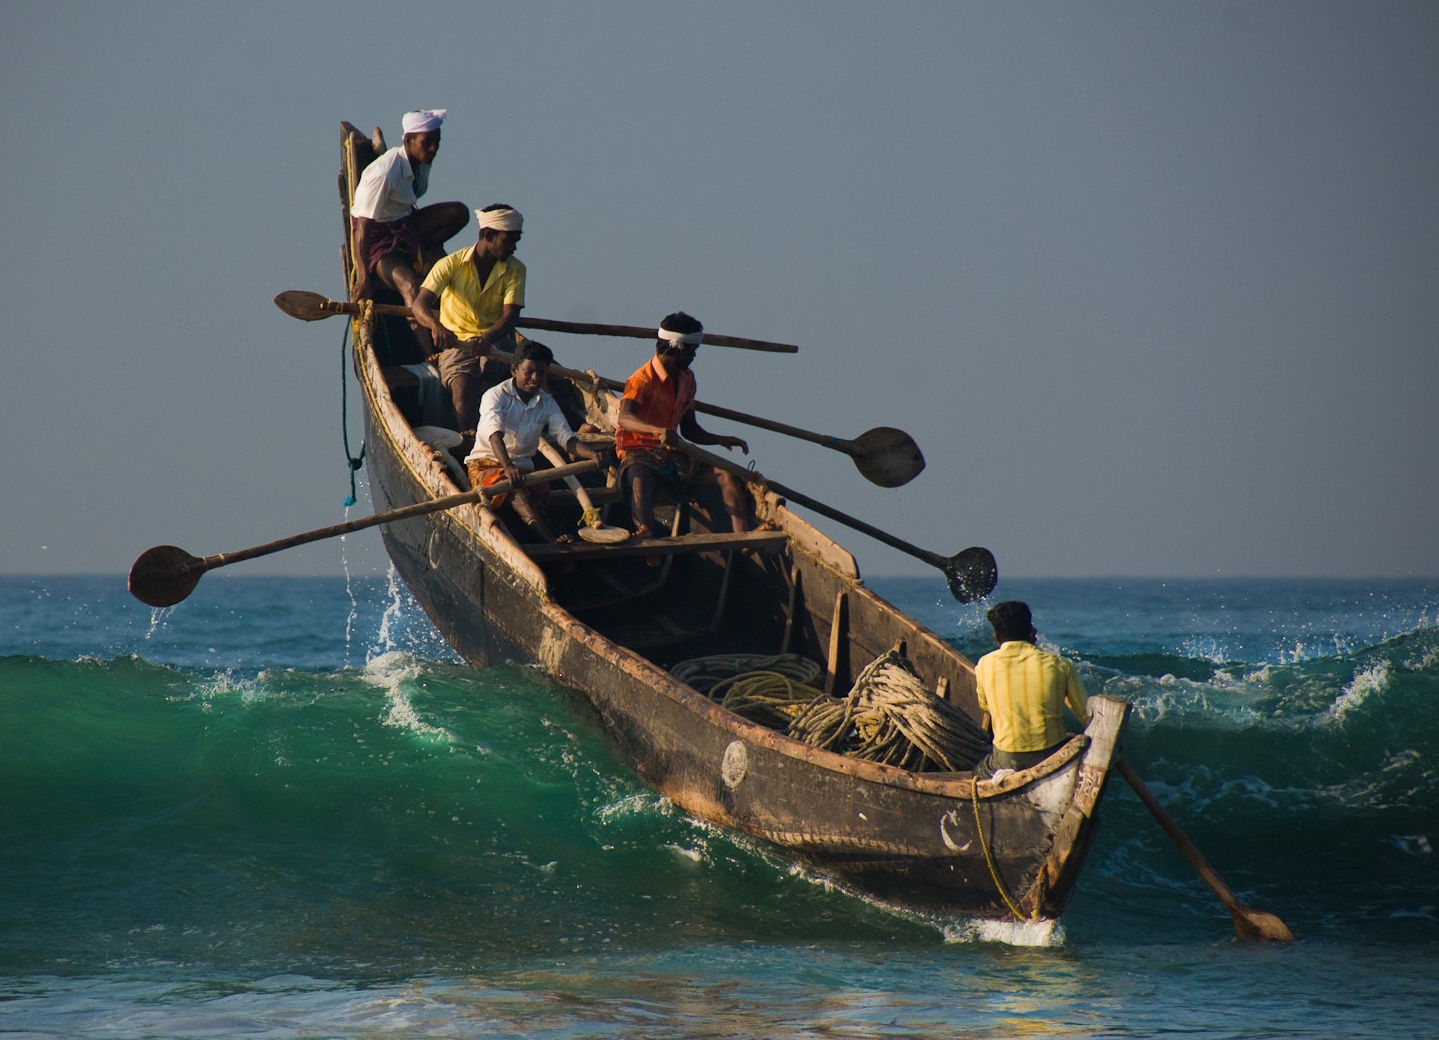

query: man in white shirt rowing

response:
[464,340,610,544]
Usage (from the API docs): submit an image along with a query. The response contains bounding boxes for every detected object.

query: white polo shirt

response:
[351,146,430,222]
[468,379,576,468]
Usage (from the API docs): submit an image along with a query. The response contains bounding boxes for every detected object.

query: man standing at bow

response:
[615,311,753,538]
[349,109,469,340]
[411,204,527,440]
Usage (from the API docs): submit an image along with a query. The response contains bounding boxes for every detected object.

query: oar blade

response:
[128,545,207,608]
[274,290,339,322]
[851,427,926,488]
[943,546,998,603]
[576,525,631,544]
[1232,906,1297,943]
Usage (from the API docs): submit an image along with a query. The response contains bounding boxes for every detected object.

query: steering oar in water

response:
[276,291,922,487]
[1114,759,1295,941]
[272,290,798,354]
[674,443,997,603]
[128,460,599,608]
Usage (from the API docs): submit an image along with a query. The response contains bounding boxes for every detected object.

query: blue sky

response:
[3,1,1436,579]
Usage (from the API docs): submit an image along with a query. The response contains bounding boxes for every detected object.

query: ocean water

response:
[2,571,1436,1038]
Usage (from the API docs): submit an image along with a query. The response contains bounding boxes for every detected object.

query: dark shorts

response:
[353,213,423,277]
[433,331,516,391]
[618,446,700,486]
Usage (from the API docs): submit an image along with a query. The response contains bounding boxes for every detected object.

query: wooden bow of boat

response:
[331,119,1127,922]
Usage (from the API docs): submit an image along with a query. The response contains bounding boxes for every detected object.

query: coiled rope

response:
[788,645,992,772]
[672,646,992,772]
[674,647,1021,915]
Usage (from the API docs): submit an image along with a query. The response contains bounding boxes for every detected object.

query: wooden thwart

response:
[526,529,787,562]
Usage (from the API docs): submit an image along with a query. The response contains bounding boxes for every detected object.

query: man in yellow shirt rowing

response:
[412,204,526,442]
[974,601,1091,778]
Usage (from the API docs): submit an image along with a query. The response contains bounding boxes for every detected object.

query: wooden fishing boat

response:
[329,120,1129,923]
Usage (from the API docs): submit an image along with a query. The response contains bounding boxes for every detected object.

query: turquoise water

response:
[2,573,1436,1037]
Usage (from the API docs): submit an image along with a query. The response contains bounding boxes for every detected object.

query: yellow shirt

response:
[974,641,1090,753]
[420,246,527,340]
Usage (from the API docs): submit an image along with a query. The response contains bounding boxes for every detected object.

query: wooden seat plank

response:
[527,529,787,562]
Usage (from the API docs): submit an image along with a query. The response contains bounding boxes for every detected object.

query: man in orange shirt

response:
[614,312,752,538]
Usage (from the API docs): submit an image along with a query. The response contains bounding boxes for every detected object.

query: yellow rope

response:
[581,506,602,529]
[972,779,1026,921]
[355,299,374,327]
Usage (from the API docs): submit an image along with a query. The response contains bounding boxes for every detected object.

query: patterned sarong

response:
[617,446,699,486]
[465,457,513,507]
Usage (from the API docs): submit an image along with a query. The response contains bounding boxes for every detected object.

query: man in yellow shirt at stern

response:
[974,600,1091,779]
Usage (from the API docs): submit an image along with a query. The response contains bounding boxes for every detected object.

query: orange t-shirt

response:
[614,358,697,456]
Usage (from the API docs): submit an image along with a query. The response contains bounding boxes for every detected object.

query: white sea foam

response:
[595,791,667,824]
[944,917,1063,947]
[371,567,409,659]
[664,843,706,863]
[362,651,450,741]
[1327,660,1390,722]
[196,669,270,706]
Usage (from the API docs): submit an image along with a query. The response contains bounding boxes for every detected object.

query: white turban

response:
[476,207,523,232]
[401,109,446,135]
[657,326,703,347]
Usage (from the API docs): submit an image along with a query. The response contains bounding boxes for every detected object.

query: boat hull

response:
[339,119,1126,921]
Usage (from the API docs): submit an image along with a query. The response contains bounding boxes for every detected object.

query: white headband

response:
[476,207,523,232]
[401,109,446,134]
[658,327,703,347]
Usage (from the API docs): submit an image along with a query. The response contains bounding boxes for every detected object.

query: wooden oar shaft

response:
[194,459,598,576]
[539,360,883,469]
[687,400,856,455]
[277,292,797,352]
[277,293,921,485]
[517,316,797,354]
[1114,758,1296,941]
[677,443,943,568]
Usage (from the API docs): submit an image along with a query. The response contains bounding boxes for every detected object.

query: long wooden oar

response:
[128,460,598,608]
[536,362,924,488]
[490,351,925,490]
[273,290,798,354]
[535,439,628,544]
[1114,758,1296,941]
[685,404,924,489]
[276,291,925,488]
[674,443,996,603]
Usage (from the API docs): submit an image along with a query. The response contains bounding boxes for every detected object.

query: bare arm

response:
[679,410,748,454]
[564,435,611,467]
[411,288,458,353]
[488,431,525,487]
[474,303,522,357]
[617,397,675,443]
